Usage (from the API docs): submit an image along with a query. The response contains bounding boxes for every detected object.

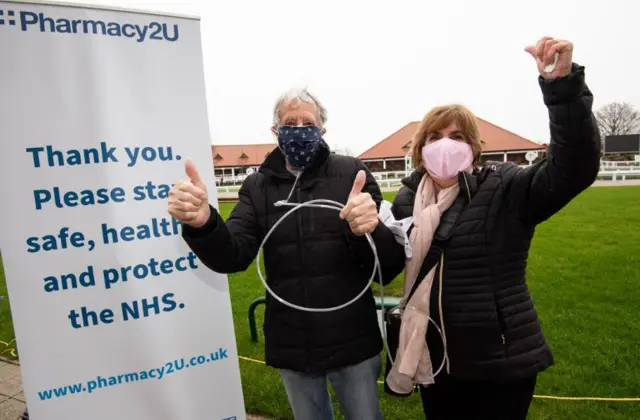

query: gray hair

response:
[272,87,328,128]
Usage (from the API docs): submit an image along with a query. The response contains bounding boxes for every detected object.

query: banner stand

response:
[0,1,246,419]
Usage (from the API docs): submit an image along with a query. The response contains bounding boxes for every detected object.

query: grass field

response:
[1,186,639,419]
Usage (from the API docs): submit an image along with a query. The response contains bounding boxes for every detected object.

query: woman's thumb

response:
[524,45,537,59]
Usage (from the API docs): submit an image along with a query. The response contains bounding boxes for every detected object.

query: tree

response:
[595,102,640,137]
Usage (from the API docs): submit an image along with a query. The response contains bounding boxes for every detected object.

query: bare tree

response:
[595,102,640,137]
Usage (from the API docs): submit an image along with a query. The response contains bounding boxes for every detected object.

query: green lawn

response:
[1,187,639,419]
[0,252,17,358]
[223,187,640,419]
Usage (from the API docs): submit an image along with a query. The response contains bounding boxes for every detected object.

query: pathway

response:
[0,357,270,419]
[0,359,24,420]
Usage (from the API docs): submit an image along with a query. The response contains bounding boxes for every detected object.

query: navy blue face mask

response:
[277,125,328,170]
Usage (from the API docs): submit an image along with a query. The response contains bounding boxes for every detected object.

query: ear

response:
[271,126,278,139]
[320,127,327,136]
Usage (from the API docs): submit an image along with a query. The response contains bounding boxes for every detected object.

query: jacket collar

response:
[401,168,477,203]
[401,168,479,241]
[401,167,425,191]
[259,144,332,180]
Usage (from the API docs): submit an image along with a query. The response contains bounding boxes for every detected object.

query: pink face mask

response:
[421,138,473,181]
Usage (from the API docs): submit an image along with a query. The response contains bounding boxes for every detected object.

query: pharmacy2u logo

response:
[0,8,179,43]
[0,8,15,25]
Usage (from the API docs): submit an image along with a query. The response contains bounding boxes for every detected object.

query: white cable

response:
[255,197,447,382]
[259,199,375,313]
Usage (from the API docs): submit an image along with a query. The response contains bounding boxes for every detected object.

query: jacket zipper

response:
[437,173,478,372]
[295,184,311,371]
[464,173,507,347]
[462,173,472,202]
[463,174,508,345]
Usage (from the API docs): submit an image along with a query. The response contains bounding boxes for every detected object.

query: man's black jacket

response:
[182,146,405,373]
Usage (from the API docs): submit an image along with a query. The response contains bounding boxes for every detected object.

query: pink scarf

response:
[386,173,459,393]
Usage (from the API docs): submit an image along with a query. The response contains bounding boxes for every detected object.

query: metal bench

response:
[248,295,402,342]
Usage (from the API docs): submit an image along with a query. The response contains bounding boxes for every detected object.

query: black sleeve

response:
[503,63,601,226]
[181,175,261,274]
[344,159,406,285]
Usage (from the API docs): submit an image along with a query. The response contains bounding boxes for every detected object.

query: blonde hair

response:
[410,104,483,168]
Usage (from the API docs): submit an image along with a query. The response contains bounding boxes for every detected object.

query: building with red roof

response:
[211,143,277,179]
[209,118,546,180]
[358,119,546,172]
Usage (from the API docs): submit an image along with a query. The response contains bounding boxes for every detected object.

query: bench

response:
[248,295,402,342]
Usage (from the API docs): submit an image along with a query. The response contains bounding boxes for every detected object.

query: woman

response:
[385,37,601,419]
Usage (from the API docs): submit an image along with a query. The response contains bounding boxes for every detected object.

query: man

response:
[168,88,405,419]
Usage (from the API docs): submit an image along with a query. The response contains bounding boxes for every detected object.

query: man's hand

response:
[525,36,573,79]
[168,159,211,228]
[339,170,379,236]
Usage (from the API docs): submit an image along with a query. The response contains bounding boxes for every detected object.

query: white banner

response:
[0,1,245,419]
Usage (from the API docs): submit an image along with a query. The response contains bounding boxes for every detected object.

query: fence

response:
[374,169,640,190]
[596,170,640,181]
[213,161,640,193]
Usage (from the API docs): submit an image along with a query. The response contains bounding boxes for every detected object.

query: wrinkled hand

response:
[168,159,211,228]
[525,36,573,79]
[339,170,379,236]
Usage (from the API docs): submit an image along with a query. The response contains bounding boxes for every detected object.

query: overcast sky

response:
[61,0,638,156]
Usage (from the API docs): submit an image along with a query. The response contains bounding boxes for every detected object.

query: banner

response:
[0,1,245,419]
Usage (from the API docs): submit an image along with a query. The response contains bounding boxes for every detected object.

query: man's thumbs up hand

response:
[349,169,367,199]
[168,158,211,228]
[340,170,379,236]
[185,158,206,190]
